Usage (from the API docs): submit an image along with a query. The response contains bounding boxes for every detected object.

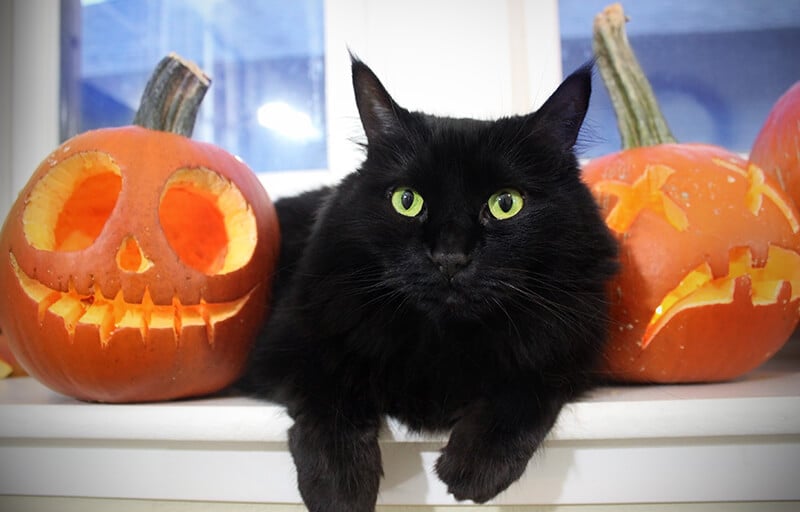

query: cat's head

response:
[317,57,616,326]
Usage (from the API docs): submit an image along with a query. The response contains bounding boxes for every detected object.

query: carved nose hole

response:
[116,236,153,273]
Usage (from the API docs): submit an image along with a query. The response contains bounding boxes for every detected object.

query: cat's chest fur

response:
[310,296,532,431]
[375,319,499,430]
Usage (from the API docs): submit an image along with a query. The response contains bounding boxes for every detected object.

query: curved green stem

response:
[593,3,676,149]
[133,53,210,137]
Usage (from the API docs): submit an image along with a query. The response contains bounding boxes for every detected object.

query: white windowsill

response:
[0,341,798,506]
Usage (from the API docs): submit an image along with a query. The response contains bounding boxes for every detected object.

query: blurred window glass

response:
[62,0,326,173]
[559,0,800,157]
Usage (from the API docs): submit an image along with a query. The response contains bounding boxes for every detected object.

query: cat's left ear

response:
[351,54,407,143]
[532,62,593,150]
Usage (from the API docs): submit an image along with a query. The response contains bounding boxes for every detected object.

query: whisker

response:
[488,275,608,342]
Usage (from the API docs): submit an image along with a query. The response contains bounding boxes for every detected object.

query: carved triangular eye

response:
[159,167,257,275]
[22,152,122,252]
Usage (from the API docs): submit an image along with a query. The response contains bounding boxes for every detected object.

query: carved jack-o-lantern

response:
[586,5,800,382]
[0,55,279,401]
[585,146,800,382]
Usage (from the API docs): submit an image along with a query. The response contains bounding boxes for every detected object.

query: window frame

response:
[1,0,61,222]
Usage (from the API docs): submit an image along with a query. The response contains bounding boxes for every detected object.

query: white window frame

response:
[1,0,61,222]
[0,0,560,219]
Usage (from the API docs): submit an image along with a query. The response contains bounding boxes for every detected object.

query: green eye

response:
[391,187,425,217]
[487,189,524,220]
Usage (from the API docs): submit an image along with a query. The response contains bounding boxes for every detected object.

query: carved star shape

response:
[712,158,800,234]
[593,164,689,234]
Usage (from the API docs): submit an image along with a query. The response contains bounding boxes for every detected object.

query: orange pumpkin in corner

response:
[582,4,800,383]
[750,81,800,208]
[0,54,280,402]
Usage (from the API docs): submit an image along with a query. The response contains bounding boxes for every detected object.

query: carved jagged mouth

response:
[641,244,800,348]
[9,253,252,346]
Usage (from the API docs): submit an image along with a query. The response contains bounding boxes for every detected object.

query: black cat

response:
[241,56,618,511]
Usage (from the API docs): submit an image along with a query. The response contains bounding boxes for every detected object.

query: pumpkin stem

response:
[592,3,676,148]
[133,53,210,137]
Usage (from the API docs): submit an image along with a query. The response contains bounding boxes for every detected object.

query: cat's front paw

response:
[434,443,528,503]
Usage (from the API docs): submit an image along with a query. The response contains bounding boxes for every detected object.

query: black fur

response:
[240,57,618,511]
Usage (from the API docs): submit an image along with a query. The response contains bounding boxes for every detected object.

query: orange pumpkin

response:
[0,55,279,402]
[584,4,800,383]
[750,81,800,207]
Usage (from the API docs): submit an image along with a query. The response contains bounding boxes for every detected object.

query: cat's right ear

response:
[351,54,405,143]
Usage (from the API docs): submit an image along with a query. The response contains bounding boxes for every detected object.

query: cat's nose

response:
[431,251,470,279]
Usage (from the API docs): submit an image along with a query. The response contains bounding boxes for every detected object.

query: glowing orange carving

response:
[10,254,251,346]
[746,164,800,233]
[592,164,689,233]
[712,158,799,232]
[643,244,800,347]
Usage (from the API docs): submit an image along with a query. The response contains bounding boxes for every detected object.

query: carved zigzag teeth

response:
[10,253,250,346]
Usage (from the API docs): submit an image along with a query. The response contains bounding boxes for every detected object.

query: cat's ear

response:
[532,62,593,150]
[351,54,405,143]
